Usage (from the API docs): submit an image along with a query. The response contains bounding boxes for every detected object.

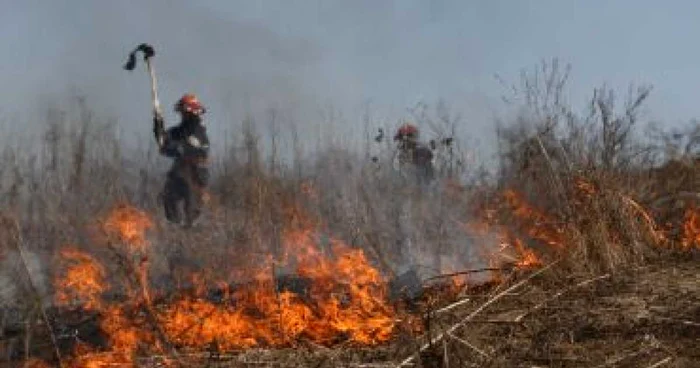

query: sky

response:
[2,0,700,160]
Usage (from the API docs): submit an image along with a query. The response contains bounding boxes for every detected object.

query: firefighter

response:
[153,93,210,227]
[393,123,435,184]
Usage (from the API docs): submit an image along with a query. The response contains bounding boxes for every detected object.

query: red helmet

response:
[175,93,206,115]
[394,123,419,141]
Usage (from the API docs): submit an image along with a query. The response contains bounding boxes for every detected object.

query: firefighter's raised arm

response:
[153,113,184,158]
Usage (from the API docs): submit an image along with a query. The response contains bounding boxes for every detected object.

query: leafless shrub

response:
[492,59,695,274]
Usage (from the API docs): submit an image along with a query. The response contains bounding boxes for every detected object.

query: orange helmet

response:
[175,93,206,115]
[394,123,419,141]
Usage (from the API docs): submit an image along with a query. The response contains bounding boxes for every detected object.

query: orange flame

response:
[100,306,152,356]
[51,200,395,367]
[33,179,700,367]
[102,203,154,303]
[502,190,566,250]
[511,238,542,268]
[54,248,106,311]
[159,228,395,349]
[103,203,153,252]
[55,251,144,366]
[462,190,556,272]
[463,220,543,271]
[53,204,162,367]
[681,207,700,250]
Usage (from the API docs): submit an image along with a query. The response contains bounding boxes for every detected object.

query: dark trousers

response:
[159,172,205,227]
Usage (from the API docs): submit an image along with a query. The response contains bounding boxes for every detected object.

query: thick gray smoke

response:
[1,0,498,161]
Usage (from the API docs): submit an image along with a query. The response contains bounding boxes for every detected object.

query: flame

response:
[457,187,564,275]
[66,350,134,368]
[54,248,106,311]
[103,203,154,303]
[620,195,667,245]
[49,200,395,367]
[681,206,700,250]
[436,264,469,297]
[462,216,544,271]
[502,190,566,250]
[159,227,395,349]
[511,238,542,268]
[52,205,162,367]
[103,203,153,252]
[31,179,700,367]
[100,306,152,355]
[54,255,145,366]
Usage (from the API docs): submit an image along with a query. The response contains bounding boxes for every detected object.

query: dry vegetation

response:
[1,60,699,367]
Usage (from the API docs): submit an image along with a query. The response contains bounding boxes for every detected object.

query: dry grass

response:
[2,62,700,366]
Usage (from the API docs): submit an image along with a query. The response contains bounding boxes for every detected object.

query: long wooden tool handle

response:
[145,57,162,116]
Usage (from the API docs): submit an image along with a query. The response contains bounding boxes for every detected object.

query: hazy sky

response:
[2,0,700,158]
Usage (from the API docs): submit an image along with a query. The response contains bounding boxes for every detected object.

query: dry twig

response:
[591,335,662,368]
[433,298,471,315]
[422,267,512,283]
[395,260,559,367]
[442,338,449,368]
[513,273,611,322]
[645,357,672,368]
[651,315,700,328]
[7,216,64,367]
[446,331,489,358]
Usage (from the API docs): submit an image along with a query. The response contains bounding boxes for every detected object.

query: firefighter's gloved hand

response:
[153,113,165,146]
[153,113,164,133]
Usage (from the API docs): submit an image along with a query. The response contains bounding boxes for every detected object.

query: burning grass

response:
[5,74,700,366]
[47,203,398,366]
[6,160,700,368]
[20,175,697,367]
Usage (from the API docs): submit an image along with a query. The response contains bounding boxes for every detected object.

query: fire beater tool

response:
[123,43,162,117]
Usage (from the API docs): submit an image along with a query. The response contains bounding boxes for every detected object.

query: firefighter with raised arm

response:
[153,93,210,227]
[393,123,435,185]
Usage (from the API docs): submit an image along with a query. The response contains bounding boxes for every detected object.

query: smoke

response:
[5,0,700,167]
[1,0,498,160]
[5,1,322,140]
[0,249,47,308]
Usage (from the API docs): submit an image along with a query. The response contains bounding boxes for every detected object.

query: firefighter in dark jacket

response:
[153,93,210,227]
[393,123,435,184]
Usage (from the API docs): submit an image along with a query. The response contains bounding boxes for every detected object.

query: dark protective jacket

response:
[154,115,210,187]
[397,140,435,184]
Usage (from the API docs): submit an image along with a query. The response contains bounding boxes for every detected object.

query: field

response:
[1,63,699,367]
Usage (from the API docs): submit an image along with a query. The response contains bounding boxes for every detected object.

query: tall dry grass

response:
[1,61,699,361]
[493,59,700,274]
